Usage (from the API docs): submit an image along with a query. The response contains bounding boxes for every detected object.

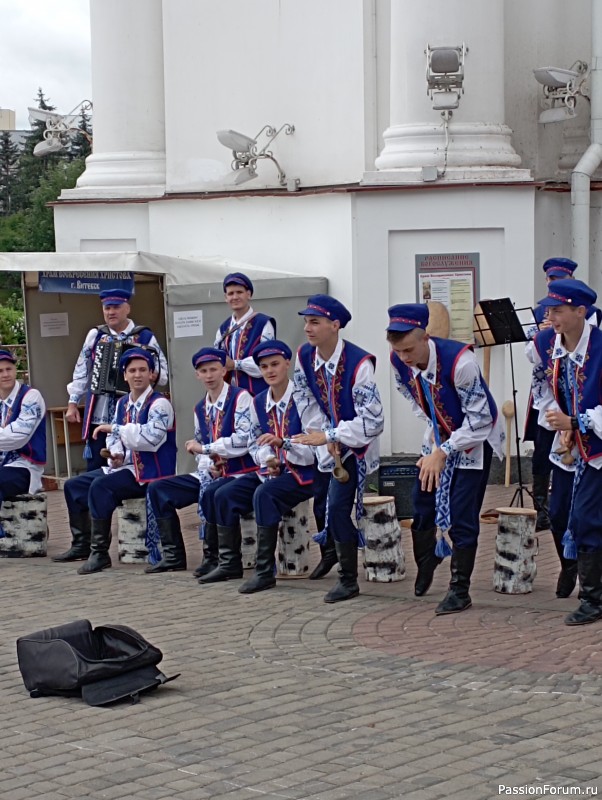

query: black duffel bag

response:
[16,619,179,706]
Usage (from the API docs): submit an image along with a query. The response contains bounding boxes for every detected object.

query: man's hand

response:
[416,448,448,492]
[92,424,112,440]
[66,403,81,424]
[545,409,573,432]
[257,433,283,448]
[225,356,236,371]
[292,429,328,447]
[185,439,204,455]
[539,318,553,330]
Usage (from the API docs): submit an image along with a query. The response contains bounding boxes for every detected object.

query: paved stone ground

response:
[1,485,602,800]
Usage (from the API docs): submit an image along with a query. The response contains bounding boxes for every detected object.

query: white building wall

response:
[54,204,150,252]
[162,0,374,192]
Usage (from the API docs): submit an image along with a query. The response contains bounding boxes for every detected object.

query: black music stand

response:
[473,298,536,508]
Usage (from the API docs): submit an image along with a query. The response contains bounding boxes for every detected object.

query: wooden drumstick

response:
[502,400,515,488]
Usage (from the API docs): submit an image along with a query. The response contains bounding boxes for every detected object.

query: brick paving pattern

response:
[0,484,601,799]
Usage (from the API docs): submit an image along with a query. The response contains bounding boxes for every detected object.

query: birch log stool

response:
[493,507,538,593]
[117,498,148,564]
[0,494,48,557]
[361,495,405,582]
[277,499,312,577]
[240,512,257,569]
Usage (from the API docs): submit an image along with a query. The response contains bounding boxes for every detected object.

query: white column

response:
[61,0,166,200]
[364,0,530,184]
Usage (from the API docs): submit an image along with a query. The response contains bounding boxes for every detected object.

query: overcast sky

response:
[0,0,91,129]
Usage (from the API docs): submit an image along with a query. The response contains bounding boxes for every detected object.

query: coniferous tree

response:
[0,130,21,215]
[69,106,93,161]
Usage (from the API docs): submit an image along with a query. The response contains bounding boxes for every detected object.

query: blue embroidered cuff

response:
[111,424,120,435]
[234,359,242,371]
[440,440,454,456]
[69,395,80,404]
[326,428,338,444]
[282,437,292,451]
[583,411,595,431]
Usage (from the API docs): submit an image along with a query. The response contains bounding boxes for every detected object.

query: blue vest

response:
[253,389,313,486]
[83,325,155,438]
[195,385,257,477]
[297,340,376,458]
[391,337,498,435]
[3,384,46,466]
[114,391,177,483]
[534,325,602,462]
[218,313,276,396]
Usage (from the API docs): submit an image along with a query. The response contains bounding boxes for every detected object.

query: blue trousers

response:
[532,426,555,479]
[549,464,602,552]
[85,431,108,472]
[412,443,493,549]
[146,473,200,521]
[0,466,30,507]
[64,468,146,520]
[324,455,359,545]
[312,463,330,533]
[215,471,314,527]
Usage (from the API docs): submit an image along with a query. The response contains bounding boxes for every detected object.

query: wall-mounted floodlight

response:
[426,43,468,115]
[534,61,588,124]
[30,100,93,157]
[216,123,296,187]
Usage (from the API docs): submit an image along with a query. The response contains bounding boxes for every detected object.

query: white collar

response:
[313,338,344,375]
[109,319,135,336]
[266,380,293,413]
[229,306,254,327]
[1,380,21,407]
[410,339,437,384]
[127,384,153,410]
[206,382,230,411]
[552,323,591,367]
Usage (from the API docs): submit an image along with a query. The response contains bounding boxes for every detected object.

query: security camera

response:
[533,66,582,89]
[33,137,66,157]
[217,129,257,152]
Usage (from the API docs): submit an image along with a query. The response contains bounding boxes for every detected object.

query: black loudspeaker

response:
[378,462,418,520]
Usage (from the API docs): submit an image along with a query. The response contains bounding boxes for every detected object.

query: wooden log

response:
[117,497,148,564]
[277,499,312,577]
[240,512,257,569]
[360,495,405,583]
[0,493,48,558]
[493,506,538,594]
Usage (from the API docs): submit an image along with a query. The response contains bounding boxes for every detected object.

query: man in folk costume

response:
[0,350,46,520]
[292,295,384,604]
[65,288,168,475]
[526,279,602,626]
[387,304,503,615]
[524,259,601,597]
[214,272,276,396]
[59,348,176,574]
[144,347,255,576]
[209,340,315,594]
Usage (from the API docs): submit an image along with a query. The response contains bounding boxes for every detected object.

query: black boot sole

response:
[51,554,90,562]
[308,559,338,580]
[324,586,360,604]
[144,565,187,574]
[77,562,112,575]
[435,598,472,616]
[238,579,277,594]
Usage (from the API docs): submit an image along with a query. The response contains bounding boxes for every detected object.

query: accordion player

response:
[90,341,159,395]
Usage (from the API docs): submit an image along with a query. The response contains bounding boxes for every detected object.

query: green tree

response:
[0,212,27,252]
[23,158,86,252]
[11,88,63,212]
[0,130,21,216]
[69,106,93,161]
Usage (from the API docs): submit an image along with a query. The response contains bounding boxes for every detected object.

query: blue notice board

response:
[39,272,135,295]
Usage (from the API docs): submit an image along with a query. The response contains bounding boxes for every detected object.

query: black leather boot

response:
[198,523,243,583]
[77,518,112,574]
[239,525,278,593]
[551,530,578,598]
[145,517,187,573]
[52,512,91,562]
[565,550,602,626]
[324,541,359,603]
[309,531,338,580]
[412,527,442,596]
[192,522,219,578]
[533,474,551,532]
[435,546,477,615]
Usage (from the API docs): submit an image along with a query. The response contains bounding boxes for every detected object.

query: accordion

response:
[91,341,157,395]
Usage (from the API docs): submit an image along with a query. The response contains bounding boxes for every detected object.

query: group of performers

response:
[1,267,601,624]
